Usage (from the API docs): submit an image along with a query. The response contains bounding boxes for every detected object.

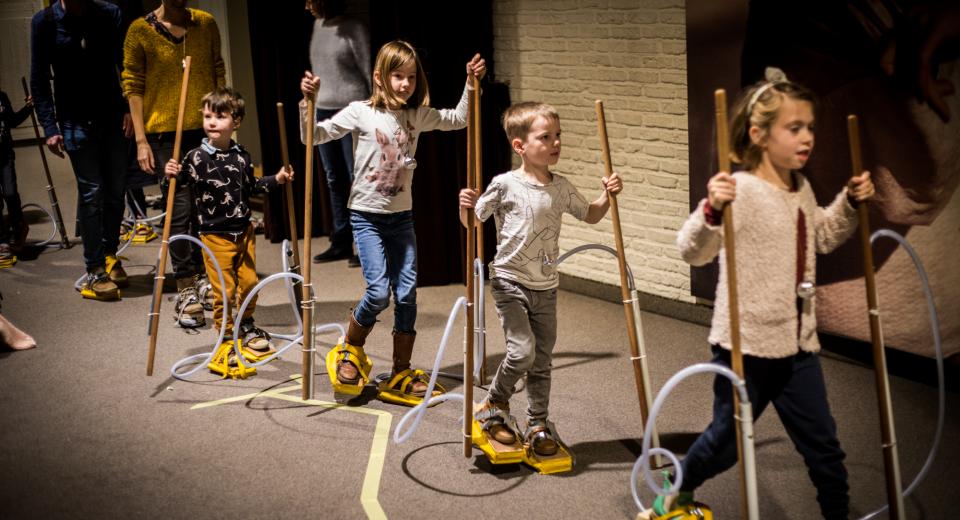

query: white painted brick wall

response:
[492,0,694,303]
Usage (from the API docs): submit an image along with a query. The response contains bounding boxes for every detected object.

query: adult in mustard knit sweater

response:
[122,0,225,328]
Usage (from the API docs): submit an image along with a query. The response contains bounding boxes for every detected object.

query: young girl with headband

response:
[654,70,875,519]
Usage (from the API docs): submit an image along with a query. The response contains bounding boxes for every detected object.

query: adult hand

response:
[122,113,134,138]
[45,135,64,158]
[137,141,155,173]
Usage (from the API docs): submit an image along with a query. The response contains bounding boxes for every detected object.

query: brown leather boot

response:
[392,330,427,396]
[339,314,373,383]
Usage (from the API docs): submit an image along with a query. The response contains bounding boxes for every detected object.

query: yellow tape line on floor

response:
[191,377,391,520]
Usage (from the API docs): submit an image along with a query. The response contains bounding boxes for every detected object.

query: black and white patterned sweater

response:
[179,139,278,235]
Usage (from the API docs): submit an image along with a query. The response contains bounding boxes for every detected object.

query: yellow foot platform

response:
[376,369,445,407]
[522,442,574,475]
[471,418,525,465]
[121,223,158,244]
[326,341,372,399]
[0,256,17,268]
[79,286,121,301]
[208,339,257,379]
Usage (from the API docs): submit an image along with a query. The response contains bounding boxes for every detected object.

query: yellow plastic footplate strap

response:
[522,442,574,475]
[0,256,17,268]
[655,503,713,520]
[470,418,525,465]
[208,340,257,380]
[376,369,446,407]
[325,341,372,396]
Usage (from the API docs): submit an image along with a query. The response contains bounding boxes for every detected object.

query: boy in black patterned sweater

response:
[165,87,293,352]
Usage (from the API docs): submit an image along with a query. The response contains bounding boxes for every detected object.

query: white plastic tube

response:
[630,363,758,520]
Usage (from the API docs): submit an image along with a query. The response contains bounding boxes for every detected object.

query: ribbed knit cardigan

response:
[122,9,225,134]
[676,172,858,358]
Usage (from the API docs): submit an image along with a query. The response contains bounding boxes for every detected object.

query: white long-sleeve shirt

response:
[300,83,471,214]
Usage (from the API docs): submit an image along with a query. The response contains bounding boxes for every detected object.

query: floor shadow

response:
[400,441,531,496]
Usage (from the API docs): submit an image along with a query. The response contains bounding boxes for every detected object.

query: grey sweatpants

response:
[488,277,558,422]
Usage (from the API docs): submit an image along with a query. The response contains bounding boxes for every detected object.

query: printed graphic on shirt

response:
[367,126,412,197]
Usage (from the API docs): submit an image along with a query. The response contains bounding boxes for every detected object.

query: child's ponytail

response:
[729,67,816,171]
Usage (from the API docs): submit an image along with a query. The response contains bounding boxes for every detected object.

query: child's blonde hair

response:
[501,102,559,142]
[369,40,430,109]
[729,80,816,171]
[202,87,245,122]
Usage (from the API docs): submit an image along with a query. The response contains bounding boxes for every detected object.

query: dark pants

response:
[152,129,204,280]
[0,160,23,243]
[316,108,354,250]
[62,120,127,271]
[680,346,849,520]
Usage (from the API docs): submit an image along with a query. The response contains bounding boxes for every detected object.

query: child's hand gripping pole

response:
[463,75,481,458]
[594,100,652,427]
[300,96,317,401]
[715,88,751,518]
[847,115,906,519]
[276,103,303,303]
[146,56,191,376]
[20,76,70,249]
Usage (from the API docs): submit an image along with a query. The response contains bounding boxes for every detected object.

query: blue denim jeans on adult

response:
[350,210,417,333]
[62,120,127,271]
[316,108,354,250]
[680,346,849,519]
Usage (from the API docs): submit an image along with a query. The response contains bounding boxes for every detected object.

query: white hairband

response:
[746,67,789,116]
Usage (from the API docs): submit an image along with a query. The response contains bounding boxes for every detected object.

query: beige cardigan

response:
[677,172,858,358]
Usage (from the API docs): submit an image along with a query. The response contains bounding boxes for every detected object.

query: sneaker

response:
[347,254,361,268]
[174,278,205,328]
[240,319,271,351]
[105,254,129,288]
[194,274,214,311]
[312,245,351,263]
[0,243,11,260]
[80,268,120,300]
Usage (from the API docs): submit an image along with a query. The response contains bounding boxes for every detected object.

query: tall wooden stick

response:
[301,98,317,400]
[471,76,487,384]
[146,56,192,376]
[276,103,303,303]
[715,88,749,517]
[463,78,478,458]
[21,76,70,249]
[847,115,905,519]
[594,100,650,425]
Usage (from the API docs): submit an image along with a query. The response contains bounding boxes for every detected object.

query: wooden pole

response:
[146,56,192,376]
[715,88,749,517]
[301,98,316,400]
[471,76,487,384]
[594,100,650,425]
[276,103,303,304]
[847,115,905,519]
[20,76,70,249]
[463,77,478,458]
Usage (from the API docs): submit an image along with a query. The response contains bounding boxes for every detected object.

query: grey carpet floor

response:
[1,145,956,519]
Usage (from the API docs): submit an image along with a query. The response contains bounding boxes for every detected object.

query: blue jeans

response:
[350,210,417,333]
[63,120,127,270]
[316,108,354,250]
[680,346,849,519]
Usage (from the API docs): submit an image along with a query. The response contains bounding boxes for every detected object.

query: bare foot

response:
[0,314,37,351]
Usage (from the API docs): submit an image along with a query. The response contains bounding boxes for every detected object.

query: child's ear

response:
[373,70,382,88]
[748,125,766,146]
[511,137,524,155]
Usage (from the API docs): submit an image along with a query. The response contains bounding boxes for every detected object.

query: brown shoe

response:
[105,255,129,288]
[391,330,427,395]
[339,314,373,383]
[80,269,120,300]
[475,399,518,445]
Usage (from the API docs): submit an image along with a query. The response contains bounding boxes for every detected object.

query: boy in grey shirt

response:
[459,101,622,457]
